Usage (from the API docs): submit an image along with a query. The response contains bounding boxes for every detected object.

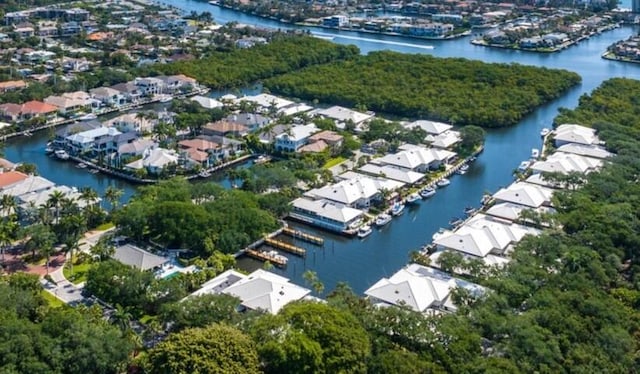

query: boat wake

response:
[311,32,435,50]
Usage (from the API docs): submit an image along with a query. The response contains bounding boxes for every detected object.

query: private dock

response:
[282,227,324,246]
[264,238,306,257]
[245,249,288,267]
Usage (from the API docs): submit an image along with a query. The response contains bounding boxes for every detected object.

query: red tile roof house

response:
[178,138,221,168]
[19,100,58,121]
[0,80,27,93]
[202,121,249,137]
[0,103,22,122]
[299,130,344,154]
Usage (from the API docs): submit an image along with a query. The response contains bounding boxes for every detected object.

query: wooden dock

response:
[282,227,324,245]
[245,249,288,267]
[264,238,306,257]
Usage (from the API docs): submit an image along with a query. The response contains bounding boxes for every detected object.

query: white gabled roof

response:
[530,152,602,175]
[429,250,511,273]
[314,106,373,124]
[188,269,246,298]
[1,175,55,197]
[429,130,461,149]
[191,95,223,109]
[554,124,599,145]
[276,124,318,142]
[379,149,427,170]
[406,120,452,135]
[66,126,121,144]
[239,93,293,110]
[308,177,380,205]
[292,197,363,223]
[338,171,407,189]
[492,182,554,208]
[358,163,423,184]
[556,143,613,159]
[485,202,555,223]
[222,269,311,314]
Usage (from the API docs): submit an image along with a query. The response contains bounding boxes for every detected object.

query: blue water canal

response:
[5,0,640,294]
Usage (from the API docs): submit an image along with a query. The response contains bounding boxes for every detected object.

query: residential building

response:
[202,121,249,137]
[274,124,319,152]
[90,87,124,107]
[0,80,27,93]
[312,106,373,129]
[290,197,364,233]
[0,171,29,189]
[365,263,485,314]
[113,244,169,271]
[306,176,402,208]
[191,95,223,109]
[492,182,555,208]
[555,143,613,159]
[301,130,344,154]
[19,100,59,121]
[111,82,142,103]
[553,124,600,147]
[1,175,55,197]
[178,138,220,167]
[134,77,164,96]
[44,91,95,114]
[323,15,349,28]
[65,126,122,154]
[406,120,452,135]
[377,145,456,173]
[93,131,138,155]
[238,93,293,112]
[485,202,555,224]
[359,163,425,185]
[530,152,603,175]
[125,147,179,175]
[105,113,153,133]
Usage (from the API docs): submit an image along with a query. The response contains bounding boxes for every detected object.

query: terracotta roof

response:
[204,121,249,134]
[0,80,26,91]
[0,103,22,117]
[21,100,58,115]
[0,158,16,170]
[87,32,114,41]
[299,140,328,153]
[185,148,209,162]
[0,171,29,188]
[309,130,343,143]
[178,138,219,151]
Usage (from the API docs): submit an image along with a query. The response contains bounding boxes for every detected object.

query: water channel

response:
[5,0,640,293]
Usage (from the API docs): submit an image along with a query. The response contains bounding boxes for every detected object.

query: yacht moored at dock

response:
[436,178,451,188]
[540,128,551,137]
[54,149,69,160]
[531,148,540,159]
[405,193,421,204]
[375,213,392,227]
[420,187,436,199]
[357,224,373,238]
[391,202,405,216]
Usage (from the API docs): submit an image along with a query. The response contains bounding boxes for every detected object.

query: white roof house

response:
[222,269,312,314]
[378,145,456,172]
[429,250,510,272]
[364,263,485,314]
[306,176,396,208]
[17,185,95,209]
[66,126,122,147]
[530,152,603,175]
[191,95,224,109]
[189,269,248,298]
[553,124,599,146]
[125,147,179,172]
[492,182,555,208]
[239,93,293,110]
[278,103,313,116]
[485,202,555,223]
[433,214,541,258]
[556,143,613,159]
[113,244,169,271]
[291,197,364,232]
[405,120,452,135]
[338,170,409,189]
[428,130,462,149]
[313,106,374,125]
[1,176,55,197]
[358,163,424,185]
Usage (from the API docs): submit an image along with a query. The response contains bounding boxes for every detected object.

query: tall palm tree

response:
[103,186,124,213]
[46,190,65,224]
[0,216,18,264]
[0,194,16,217]
[111,304,132,333]
[79,186,99,207]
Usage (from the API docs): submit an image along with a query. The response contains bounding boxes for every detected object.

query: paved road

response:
[41,267,85,305]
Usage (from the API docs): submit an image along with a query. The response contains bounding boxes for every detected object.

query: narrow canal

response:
[5,0,640,293]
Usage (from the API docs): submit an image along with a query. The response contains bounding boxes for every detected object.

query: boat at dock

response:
[254,154,271,164]
[76,162,87,169]
[78,113,97,121]
[449,217,464,228]
[391,202,405,217]
[157,94,173,103]
[540,128,551,137]
[405,193,421,204]
[456,164,470,175]
[44,143,54,154]
[531,148,540,160]
[464,206,477,216]
[54,149,69,160]
[199,170,212,178]
[432,227,446,241]
[420,187,436,199]
[23,131,32,137]
[436,178,451,188]
[357,224,372,238]
[375,213,392,227]
[517,160,532,172]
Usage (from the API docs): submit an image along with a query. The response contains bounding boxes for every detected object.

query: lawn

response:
[322,156,346,169]
[63,261,93,284]
[41,290,65,308]
[95,222,115,231]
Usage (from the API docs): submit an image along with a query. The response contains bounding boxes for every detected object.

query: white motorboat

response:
[357,225,372,238]
[199,171,211,178]
[517,160,532,172]
[456,164,469,175]
[375,213,392,227]
[420,187,436,199]
[391,202,405,217]
[54,149,69,160]
[436,178,451,188]
[531,148,540,159]
[266,250,288,264]
[405,193,421,204]
[540,128,551,137]
[432,227,446,241]
[158,94,173,103]
[78,113,97,121]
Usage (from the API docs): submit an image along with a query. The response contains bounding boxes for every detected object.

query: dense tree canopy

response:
[265,51,580,127]
[147,34,360,89]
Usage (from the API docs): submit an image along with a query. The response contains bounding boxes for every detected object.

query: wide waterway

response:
[6,0,640,294]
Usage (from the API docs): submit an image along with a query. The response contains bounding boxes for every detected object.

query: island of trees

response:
[264,50,581,127]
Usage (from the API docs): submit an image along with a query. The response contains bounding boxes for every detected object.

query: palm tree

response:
[111,304,133,333]
[303,270,325,294]
[79,186,99,207]
[25,224,56,274]
[0,194,16,217]
[0,216,18,264]
[47,190,65,223]
[103,186,124,213]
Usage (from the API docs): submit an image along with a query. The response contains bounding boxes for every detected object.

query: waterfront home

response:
[428,249,510,273]
[274,124,319,153]
[305,176,402,209]
[202,120,249,138]
[105,112,153,133]
[54,120,102,144]
[235,37,267,49]
[433,214,541,258]
[364,263,485,315]
[492,182,554,209]
[157,74,198,94]
[358,163,425,185]
[0,171,29,189]
[225,113,270,132]
[14,26,35,38]
[134,77,163,97]
[190,269,312,315]
[0,80,27,93]
[553,124,600,147]
[124,147,179,175]
[18,100,58,122]
[178,138,221,168]
[337,171,407,191]
[237,93,293,112]
[485,202,555,225]
[426,130,462,149]
[17,185,95,213]
[323,15,349,28]
[530,152,603,176]
[406,120,452,135]
[311,106,373,130]
[113,244,170,271]
[116,139,156,159]
[44,91,96,115]
[299,130,344,154]
[377,145,456,173]
[191,95,223,109]
[555,143,613,160]
[90,86,125,107]
[290,197,364,233]
[1,175,55,198]
[93,131,138,156]
[111,82,142,103]
[0,103,22,122]
[65,126,122,154]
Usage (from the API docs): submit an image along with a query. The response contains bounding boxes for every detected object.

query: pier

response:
[245,249,288,267]
[282,227,324,246]
[264,238,306,257]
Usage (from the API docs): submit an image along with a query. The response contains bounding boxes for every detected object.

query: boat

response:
[405,193,421,204]
[375,213,392,227]
[391,202,405,217]
[88,169,100,174]
[266,250,288,264]
[449,217,464,228]
[357,224,373,238]
[464,206,477,216]
[78,113,97,121]
[456,164,469,175]
[468,156,477,163]
[199,170,211,178]
[480,194,492,205]
[44,143,54,154]
[23,131,32,137]
[531,148,540,160]
[54,149,69,160]
[420,187,436,199]
[540,128,551,137]
[517,160,532,172]
[436,178,451,188]
[254,155,271,164]
[76,162,87,169]
[158,94,173,103]
[432,227,446,241]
